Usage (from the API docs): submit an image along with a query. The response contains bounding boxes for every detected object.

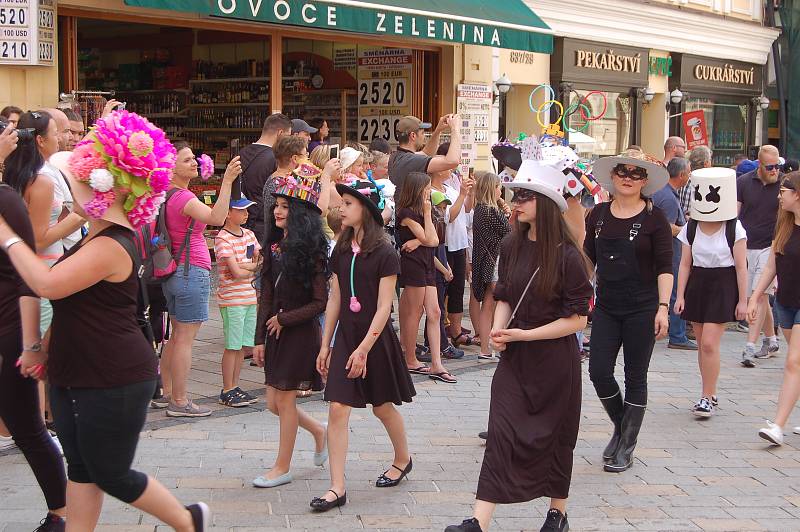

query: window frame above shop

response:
[122,0,553,52]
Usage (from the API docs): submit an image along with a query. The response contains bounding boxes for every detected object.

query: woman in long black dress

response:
[447,161,593,532]
[311,180,416,512]
[251,169,329,488]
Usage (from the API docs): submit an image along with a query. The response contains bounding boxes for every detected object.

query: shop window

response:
[566,90,632,158]
[685,98,748,166]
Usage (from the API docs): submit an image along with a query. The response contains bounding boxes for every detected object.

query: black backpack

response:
[686,218,737,256]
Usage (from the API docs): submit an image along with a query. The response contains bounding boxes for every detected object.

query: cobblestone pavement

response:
[3,314,800,531]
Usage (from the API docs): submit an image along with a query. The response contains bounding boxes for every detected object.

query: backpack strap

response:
[106,229,156,348]
[161,188,195,276]
[687,219,698,246]
[725,219,737,256]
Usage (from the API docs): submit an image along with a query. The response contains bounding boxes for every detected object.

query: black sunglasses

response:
[613,164,648,181]
[511,189,537,203]
[763,164,781,172]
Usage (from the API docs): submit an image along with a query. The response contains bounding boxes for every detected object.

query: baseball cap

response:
[291,119,318,135]
[431,190,451,206]
[396,116,433,136]
[230,195,256,210]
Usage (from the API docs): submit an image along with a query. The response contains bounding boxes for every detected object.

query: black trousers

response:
[588,295,657,406]
[445,249,467,314]
[0,332,66,510]
[50,379,155,503]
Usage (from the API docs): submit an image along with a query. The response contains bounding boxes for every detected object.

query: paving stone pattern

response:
[2,302,800,531]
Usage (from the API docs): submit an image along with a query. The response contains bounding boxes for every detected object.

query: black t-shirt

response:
[388,148,431,196]
[240,143,277,233]
[0,184,36,339]
[584,203,673,284]
[776,224,800,308]
[737,170,780,249]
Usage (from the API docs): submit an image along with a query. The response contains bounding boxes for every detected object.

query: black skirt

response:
[682,266,738,324]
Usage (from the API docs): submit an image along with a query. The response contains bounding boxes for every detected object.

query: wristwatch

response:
[23,341,42,353]
[3,236,22,251]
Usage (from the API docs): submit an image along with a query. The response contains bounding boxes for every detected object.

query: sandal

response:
[451,332,479,347]
[408,365,430,375]
[429,371,457,383]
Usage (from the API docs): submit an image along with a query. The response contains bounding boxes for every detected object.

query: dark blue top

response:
[737,170,780,249]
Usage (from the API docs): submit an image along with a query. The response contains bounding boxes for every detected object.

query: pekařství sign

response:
[123,0,553,52]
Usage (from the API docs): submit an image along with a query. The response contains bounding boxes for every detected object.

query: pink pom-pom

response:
[349,297,362,313]
[198,154,214,181]
[69,141,106,181]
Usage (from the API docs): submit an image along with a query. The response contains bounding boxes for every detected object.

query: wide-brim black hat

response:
[336,181,384,225]
[491,143,522,171]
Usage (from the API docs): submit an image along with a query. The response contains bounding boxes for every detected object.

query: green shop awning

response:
[123,0,553,53]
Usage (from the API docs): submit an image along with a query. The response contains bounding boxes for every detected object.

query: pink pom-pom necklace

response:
[348,241,362,313]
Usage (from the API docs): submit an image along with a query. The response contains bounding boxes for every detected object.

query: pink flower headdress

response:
[67,110,176,228]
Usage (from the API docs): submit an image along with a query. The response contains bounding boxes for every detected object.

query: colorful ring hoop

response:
[564,103,591,133]
[536,100,564,130]
[579,91,608,122]
[529,84,556,114]
[564,103,592,134]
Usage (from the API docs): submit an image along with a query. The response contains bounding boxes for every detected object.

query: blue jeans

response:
[669,238,689,344]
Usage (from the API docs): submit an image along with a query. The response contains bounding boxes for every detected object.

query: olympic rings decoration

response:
[579,91,608,122]
[564,102,592,134]
[528,85,609,136]
[536,100,564,130]
[529,83,556,113]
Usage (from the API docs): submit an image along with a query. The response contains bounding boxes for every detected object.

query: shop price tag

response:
[0,0,52,66]
[456,83,492,175]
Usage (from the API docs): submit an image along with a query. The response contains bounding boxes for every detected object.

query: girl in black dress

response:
[251,170,329,488]
[311,180,416,512]
[396,171,455,382]
[471,172,511,360]
[447,161,593,532]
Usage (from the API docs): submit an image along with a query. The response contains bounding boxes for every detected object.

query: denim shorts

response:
[774,301,800,330]
[162,264,210,323]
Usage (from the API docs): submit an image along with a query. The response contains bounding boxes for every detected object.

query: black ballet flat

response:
[310,489,346,512]
[375,458,412,488]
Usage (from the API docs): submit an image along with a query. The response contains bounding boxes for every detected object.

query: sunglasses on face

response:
[613,164,648,181]
[763,164,781,172]
[511,189,537,204]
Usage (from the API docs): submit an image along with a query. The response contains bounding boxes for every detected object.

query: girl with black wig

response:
[252,166,330,488]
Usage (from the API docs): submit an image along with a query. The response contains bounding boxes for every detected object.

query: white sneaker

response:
[50,434,64,456]
[0,435,15,451]
[758,421,784,446]
[793,427,800,435]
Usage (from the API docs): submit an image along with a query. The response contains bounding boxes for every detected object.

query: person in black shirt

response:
[0,183,67,531]
[586,150,673,473]
[0,116,211,531]
[240,113,292,244]
[754,173,800,445]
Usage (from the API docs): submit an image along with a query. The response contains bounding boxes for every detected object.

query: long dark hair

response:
[395,171,429,215]
[308,117,326,142]
[334,198,389,256]
[266,198,330,290]
[505,192,591,301]
[775,171,800,255]
[3,111,52,196]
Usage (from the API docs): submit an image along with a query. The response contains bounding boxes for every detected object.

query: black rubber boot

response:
[599,392,624,461]
[604,403,646,473]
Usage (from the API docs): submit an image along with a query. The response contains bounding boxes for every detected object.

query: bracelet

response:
[659,302,669,308]
[3,236,23,251]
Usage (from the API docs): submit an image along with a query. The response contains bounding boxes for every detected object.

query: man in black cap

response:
[388,114,462,195]
[291,118,318,142]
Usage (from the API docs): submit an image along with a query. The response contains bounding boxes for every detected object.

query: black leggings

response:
[588,302,657,406]
[0,332,66,510]
[445,249,467,314]
[50,380,155,504]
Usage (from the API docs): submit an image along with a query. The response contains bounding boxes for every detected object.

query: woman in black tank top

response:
[0,114,211,531]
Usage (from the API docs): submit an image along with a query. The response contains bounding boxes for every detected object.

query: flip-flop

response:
[408,365,430,375]
[429,371,457,383]
[450,332,479,347]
